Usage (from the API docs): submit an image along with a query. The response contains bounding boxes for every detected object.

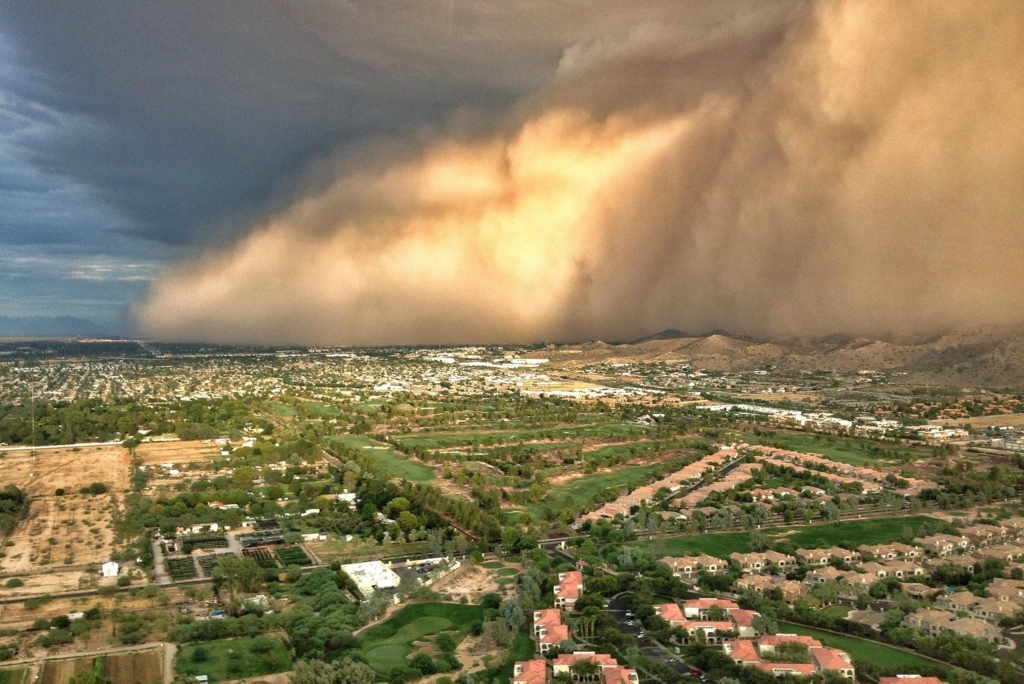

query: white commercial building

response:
[341,561,401,598]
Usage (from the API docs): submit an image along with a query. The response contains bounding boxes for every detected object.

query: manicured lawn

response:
[521,462,670,519]
[175,636,292,682]
[481,561,505,569]
[355,603,484,675]
[775,516,947,550]
[632,532,752,558]
[267,401,296,417]
[328,435,435,481]
[823,605,850,619]
[778,622,949,674]
[497,568,519,576]
[395,422,647,450]
[746,432,931,467]
[303,401,340,417]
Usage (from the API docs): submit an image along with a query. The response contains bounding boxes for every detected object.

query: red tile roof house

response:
[533,609,562,637]
[879,677,948,684]
[725,635,855,680]
[537,622,570,654]
[512,660,547,684]
[533,608,569,654]
[682,598,740,618]
[554,570,584,610]
[654,603,687,626]
[552,652,639,684]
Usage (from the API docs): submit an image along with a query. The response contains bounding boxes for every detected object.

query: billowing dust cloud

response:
[134,0,1024,345]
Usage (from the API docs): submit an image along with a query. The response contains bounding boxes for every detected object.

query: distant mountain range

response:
[545,327,1024,389]
[0,316,112,338]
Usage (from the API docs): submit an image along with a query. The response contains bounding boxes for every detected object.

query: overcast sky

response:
[3,1,1022,343]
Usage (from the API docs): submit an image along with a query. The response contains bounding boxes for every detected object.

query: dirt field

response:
[0,570,91,603]
[430,562,501,602]
[135,439,221,465]
[934,413,1024,428]
[0,444,129,496]
[38,658,93,684]
[101,650,162,684]
[1,492,121,574]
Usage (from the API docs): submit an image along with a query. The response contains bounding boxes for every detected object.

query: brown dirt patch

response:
[429,562,500,602]
[102,650,162,684]
[0,444,129,496]
[39,657,93,684]
[136,439,221,465]
[1,492,122,575]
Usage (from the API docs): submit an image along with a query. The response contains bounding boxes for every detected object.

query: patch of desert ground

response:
[1,492,123,574]
[0,584,179,630]
[135,439,221,465]
[0,570,92,602]
[428,562,500,603]
[215,674,292,684]
[0,444,129,496]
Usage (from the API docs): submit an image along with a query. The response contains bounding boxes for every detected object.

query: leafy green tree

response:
[212,555,264,600]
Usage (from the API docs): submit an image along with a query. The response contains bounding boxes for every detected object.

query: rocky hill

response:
[539,327,1024,389]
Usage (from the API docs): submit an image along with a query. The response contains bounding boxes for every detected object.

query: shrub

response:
[117,575,131,587]
[5,577,24,588]
[55,488,65,496]
[192,646,209,662]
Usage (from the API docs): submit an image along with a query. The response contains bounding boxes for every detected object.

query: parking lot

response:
[606,594,714,682]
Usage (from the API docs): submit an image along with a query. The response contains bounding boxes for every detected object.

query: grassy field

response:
[496,632,536,682]
[303,401,340,417]
[775,516,946,550]
[175,636,292,682]
[0,670,29,684]
[266,401,297,417]
[632,531,752,558]
[778,622,949,674]
[632,516,945,559]
[520,462,669,519]
[396,422,647,450]
[355,603,484,675]
[748,432,931,467]
[328,435,435,481]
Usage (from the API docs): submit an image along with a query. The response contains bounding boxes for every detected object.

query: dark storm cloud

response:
[135,0,1024,345]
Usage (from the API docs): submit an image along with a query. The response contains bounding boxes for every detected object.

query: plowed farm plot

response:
[38,658,93,684]
[102,650,163,684]
[135,439,221,465]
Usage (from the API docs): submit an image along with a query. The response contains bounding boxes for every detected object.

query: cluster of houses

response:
[659,518,1024,646]
[900,576,1024,644]
[725,634,855,680]
[652,598,758,643]
[577,442,941,531]
[523,569,640,684]
[533,571,585,653]
[514,653,639,684]
[753,446,937,497]
[577,448,739,524]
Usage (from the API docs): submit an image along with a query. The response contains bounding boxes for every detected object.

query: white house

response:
[101,561,119,578]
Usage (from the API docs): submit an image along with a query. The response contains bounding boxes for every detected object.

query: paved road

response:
[607,595,700,679]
